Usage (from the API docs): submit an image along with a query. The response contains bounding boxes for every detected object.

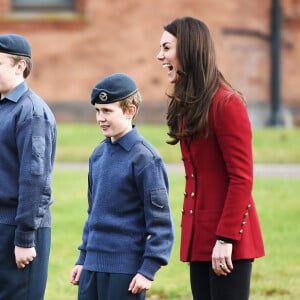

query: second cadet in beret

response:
[71,72,174,299]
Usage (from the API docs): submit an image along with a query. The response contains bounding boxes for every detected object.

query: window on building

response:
[11,0,76,12]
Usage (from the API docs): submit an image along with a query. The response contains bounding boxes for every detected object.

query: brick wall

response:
[1,0,300,125]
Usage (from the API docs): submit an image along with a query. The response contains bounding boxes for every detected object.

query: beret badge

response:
[99,91,108,102]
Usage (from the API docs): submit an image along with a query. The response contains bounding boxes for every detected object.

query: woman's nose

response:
[156,50,164,60]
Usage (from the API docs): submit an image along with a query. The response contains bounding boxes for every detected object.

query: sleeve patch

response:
[31,136,45,175]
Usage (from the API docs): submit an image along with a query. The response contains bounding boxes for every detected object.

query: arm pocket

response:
[150,188,169,219]
[31,136,45,175]
[150,188,167,207]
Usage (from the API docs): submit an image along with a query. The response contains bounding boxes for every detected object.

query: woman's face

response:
[157,31,181,83]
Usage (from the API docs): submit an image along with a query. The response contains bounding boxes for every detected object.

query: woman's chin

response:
[168,74,178,83]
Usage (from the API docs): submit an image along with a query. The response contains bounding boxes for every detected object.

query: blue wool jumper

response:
[0,81,56,247]
[76,126,174,281]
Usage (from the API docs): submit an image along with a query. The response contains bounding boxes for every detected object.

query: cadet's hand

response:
[128,273,152,294]
[70,265,83,285]
[212,240,233,276]
[14,246,36,269]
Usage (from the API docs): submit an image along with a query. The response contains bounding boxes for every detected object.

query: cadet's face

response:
[94,102,132,142]
[0,53,18,99]
[156,31,180,83]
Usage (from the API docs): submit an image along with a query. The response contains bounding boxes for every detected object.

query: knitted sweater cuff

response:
[76,251,86,266]
[138,258,161,281]
[14,228,35,247]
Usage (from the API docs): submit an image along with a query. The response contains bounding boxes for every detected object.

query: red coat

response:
[179,85,265,262]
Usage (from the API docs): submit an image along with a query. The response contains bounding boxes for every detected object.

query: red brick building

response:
[1,0,300,125]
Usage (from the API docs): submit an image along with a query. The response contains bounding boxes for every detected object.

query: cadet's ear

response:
[15,59,27,76]
[126,104,137,119]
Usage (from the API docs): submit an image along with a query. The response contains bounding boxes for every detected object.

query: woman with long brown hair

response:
[157,16,265,300]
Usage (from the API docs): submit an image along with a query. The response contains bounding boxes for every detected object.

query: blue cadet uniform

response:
[77,126,174,278]
[0,81,56,242]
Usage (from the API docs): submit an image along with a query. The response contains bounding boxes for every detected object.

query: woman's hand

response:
[212,240,234,276]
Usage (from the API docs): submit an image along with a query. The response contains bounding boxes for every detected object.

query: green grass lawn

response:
[46,170,300,300]
[44,123,300,299]
[56,123,300,163]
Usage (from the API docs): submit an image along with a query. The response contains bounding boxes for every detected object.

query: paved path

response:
[55,162,300,178]
[166,163,300,178]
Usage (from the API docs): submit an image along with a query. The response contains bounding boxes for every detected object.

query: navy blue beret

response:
[0,34,31,58]
[91,73,138,105]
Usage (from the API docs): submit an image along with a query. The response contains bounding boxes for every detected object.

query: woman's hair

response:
[164,17,244,144]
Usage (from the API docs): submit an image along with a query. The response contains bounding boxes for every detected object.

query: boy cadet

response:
[0,34,56,299]
[70,73,174,300]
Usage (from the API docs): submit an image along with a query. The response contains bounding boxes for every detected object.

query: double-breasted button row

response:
[239,204,252,234]
[181,209,193,215]
[185,173,195,179]
[184,192,195,197]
